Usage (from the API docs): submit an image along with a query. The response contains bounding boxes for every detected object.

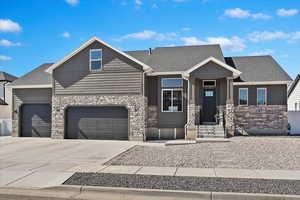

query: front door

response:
[202,89,217,122]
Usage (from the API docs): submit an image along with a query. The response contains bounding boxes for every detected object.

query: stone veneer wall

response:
[234,105,288,135]
[51,95,147,141]
[225,104,235,137]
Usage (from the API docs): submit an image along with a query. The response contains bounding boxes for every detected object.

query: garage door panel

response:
[66,106,128,140]
[21,104,52,137]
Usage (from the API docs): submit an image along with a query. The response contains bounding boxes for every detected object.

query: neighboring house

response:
[9,37,292,140]
[0,72,17,136]
[287,74,300,134]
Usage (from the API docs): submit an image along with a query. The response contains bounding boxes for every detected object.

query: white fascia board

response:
[233,81,292,86]
[11,84,52,89]
[146,71,184,76]
[183,56,242,78]
[46,37,153,73]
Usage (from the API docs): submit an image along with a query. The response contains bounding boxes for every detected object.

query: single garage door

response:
[66,106,128,140]
[21,104,52,137]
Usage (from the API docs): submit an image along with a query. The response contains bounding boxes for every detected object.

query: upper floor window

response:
[295,103,298,111]
[161,78,183,88]
[239,88,248,105]
[90,49,102,71]
[257,88,267,105]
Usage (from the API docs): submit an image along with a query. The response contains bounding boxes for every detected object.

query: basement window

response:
[90,49,102,71]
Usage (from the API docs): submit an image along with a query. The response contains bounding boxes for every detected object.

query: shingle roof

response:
[225,56,292,82]
[125,44,225,72]
[10,63,53,86]
[288,74,300,97]
[0,98,8,105]
[0,72,17,82]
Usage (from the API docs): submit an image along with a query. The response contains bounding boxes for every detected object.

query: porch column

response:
[186,77,197,139]
[225,77,235,136]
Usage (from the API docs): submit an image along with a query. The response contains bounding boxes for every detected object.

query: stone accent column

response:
[146,105,159,139]
[225,77,235,136]
[51,95,147,141]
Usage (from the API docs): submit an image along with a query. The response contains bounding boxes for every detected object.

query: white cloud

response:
[277,8,298,16]
[225,8,271,19]
[135,0,142,5]
[115,30,177,41]
[249,49,274,56]
[181,37,206,45]
[182,27,191,31]
[152,3,158,8]
[0,19,22,32]
[248,31,300,42]
[61,32,70,38]
[0,39,21,47]
[181,36,246,52]
[0,55,12,60]
[65,0,79,6]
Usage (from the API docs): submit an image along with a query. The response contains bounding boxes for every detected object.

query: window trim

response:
[89,49,103,71]
[203,80,216,88]
[295,102,298,111]
[161,78,183,88]
[238,88,248,106]
[257,88,267,106]
[161,88,183,112]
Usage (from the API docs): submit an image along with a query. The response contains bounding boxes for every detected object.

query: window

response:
[90,49,102,71]
[162,89,183,112]
[257,88,267,105]
[203,80,216,88]
[239,88,248,105]
[161,78,183,88]
[205,91,214,97]
[295,103,298,111]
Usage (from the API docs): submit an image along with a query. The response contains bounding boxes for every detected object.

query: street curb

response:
[1,185,300,200]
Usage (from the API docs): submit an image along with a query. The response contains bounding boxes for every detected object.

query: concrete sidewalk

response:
[93,165,300,180]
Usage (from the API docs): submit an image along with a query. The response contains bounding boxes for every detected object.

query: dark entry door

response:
[21,104,52,137]
[202,89,217,122]
[66,106,128,140]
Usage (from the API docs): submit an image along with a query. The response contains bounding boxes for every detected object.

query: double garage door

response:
[21,105,128,140]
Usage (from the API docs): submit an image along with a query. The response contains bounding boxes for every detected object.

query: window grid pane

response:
[239,89,248,105]
[162,79,183,88]
[173,90,182,112]
[163,90,172,111]
[162,90,182,112]
[257,88,266,105]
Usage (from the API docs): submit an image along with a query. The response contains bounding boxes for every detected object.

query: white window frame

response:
[89,49,102,71]
[238,88,248,106]
[203,80,216,88]
[161,88,183,112]
[257,88,267,105]
[161,78,183,88]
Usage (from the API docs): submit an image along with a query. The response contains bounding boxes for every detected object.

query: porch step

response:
[197,125,226,138]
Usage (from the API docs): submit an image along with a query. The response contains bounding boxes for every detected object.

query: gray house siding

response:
[233,85,287,106]
[53,41,144,95]
[190,62,233,79]
[12,88,52,120]
[157,76,187,128]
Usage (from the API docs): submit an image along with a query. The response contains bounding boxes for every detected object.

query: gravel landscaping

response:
[105,137,300,170]
[64,173,300,195]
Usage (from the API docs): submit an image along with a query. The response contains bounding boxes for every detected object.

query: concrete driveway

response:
[0,137,139,188]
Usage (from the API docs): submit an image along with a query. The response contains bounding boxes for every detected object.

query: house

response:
[287,74,300,134]
[9,37,292,140]
[0,72,17,136]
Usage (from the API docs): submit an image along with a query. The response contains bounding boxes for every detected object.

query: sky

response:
[0,0,299,78]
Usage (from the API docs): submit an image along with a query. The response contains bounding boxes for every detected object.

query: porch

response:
[183,58,238,139]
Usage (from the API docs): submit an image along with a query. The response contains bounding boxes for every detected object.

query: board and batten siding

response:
[233,84,287,106]
[12,88,52,120]
[53,41,144,95]
[288,81,300,111]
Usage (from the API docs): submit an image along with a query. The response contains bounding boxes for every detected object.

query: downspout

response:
[142,70,147,142]
[183,73,189,139]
